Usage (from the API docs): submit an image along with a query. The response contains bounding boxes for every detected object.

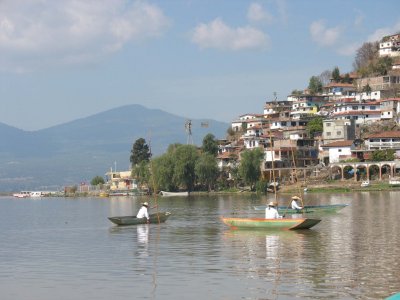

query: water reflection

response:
[136,225,149,258]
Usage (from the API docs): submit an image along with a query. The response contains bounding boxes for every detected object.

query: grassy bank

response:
[280,181,400,194]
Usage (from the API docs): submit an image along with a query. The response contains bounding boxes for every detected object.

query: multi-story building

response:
[322,119,356,143]
[356,71,400,93]
[379,34,400,57]
[365,131,400,151]
[380,98,400,122]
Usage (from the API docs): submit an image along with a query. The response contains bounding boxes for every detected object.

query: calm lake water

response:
[0,192,399,300]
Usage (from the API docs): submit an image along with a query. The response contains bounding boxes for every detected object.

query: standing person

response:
[136,202,150,223]
[291,196,303,210]
[265,201,281,219]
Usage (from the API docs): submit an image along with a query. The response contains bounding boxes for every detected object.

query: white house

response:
[379,34,400,57]
[321,140,354,163]
[380,98,400,122]
[365,131,400,150]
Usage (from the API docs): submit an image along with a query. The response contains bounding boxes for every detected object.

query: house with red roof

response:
[365,131,400,152]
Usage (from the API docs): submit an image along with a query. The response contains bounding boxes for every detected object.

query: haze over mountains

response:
[0,104,229,192]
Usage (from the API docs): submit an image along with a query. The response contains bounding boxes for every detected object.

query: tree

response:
[318,70,332,86]
[374,56,393,76]
[370,149,395,162]
[238,148,264,191]
[202,133,218,156]
[173,145,199,193]
[291,89,303,96]
[91,176,105,186]
[195,153,219,191]
[353,42,379,72]
[152,153,176,192]
[332,66,341,82]
[308,76,323,94]
[130,138,151,166]
[307,116,323,137]
[342,73,351,83]
[132,161,150,190]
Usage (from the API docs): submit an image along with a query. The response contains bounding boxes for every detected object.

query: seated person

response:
[291,196,303,210]
[265,201,281,219]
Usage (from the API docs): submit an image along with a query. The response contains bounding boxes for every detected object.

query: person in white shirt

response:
[136,202,150,223]
[290,196,303,210]
[265,201,281,219]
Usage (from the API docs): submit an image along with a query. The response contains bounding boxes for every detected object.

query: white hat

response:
[142,202,149,206]
[291,196,301,200]
[268,201,275,207]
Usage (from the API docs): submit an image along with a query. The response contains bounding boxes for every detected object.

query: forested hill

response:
[0,104,229,191]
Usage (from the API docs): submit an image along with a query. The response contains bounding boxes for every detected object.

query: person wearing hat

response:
[291,196,303,210]
[265,201,281,219]
[136,202,150,223]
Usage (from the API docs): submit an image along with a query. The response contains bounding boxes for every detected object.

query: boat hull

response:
[221,217,320,230]
[108,212,171,226]
[160,191,189,196]
[253,204,348,214]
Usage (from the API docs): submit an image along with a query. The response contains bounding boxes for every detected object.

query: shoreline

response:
[2,181,399,197]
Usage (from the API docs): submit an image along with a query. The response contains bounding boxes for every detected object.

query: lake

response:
[0,192,399,300]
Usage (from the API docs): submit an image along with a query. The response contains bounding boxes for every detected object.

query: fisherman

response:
[265,201,281,219]
[136,202,150,223]
[290,196,303,211]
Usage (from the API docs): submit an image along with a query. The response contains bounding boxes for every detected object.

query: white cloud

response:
[247,3,273,23]
[310,20,341,47]
[367,21,400,42]
[337,43,361,56]
[191,18,269,51]
[0,0,171,72]
[353,9,365,27]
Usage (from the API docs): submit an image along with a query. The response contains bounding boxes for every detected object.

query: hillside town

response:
[88,33,400,195]
[217,33,400,188]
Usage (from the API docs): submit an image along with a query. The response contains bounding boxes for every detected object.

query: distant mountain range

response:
[0,104,229,191]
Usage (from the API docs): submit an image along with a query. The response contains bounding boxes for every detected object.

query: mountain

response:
[0,104,229,191]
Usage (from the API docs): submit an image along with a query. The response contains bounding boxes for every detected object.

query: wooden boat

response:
[221,217,321,230]
[159,191,189,197]
[386,292,400,300]
[253,203,348,214]
[108,212,171,226]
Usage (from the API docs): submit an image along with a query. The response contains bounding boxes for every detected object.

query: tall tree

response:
[173,144,199,193]
[130,138,151,166]
[132,161,150,190]
[308,76,323,94]
[353,41,379,72]
[238,148,264,191]
[152,153,176,192]
[307,117,323,137]
[318,70,332,86]
[332,66,341,82]
[202,133,218,156]
[195,153,219,191]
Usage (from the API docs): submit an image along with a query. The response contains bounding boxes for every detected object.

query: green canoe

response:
[253,204,348,214]
[221,216,321,230]
[386,293,400,300]
[108,211,171,226]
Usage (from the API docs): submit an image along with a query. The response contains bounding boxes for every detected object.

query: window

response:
[326,132,331,136]
[326,123,331,127]
[338,149,342,152]
[352,106,358,110]
[370,106,376,110]
[337,131,342,136]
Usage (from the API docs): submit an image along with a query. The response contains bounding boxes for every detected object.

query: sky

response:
[1,0,400,131]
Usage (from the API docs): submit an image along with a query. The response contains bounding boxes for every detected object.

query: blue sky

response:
[1,0,400,131]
